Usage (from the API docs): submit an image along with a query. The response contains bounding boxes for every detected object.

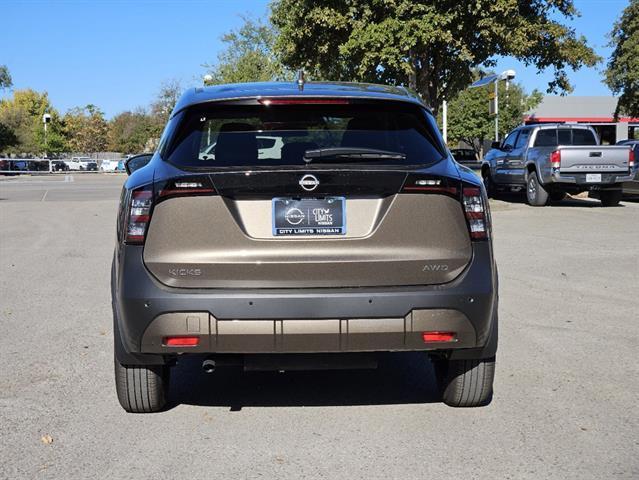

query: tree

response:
[0,123,18,152]
[0,89,66,155]
[605,0,639,118]
[64,104,108,153]
[108,109,155,153]
[271,1,600,114]
[0,65,12,90]
[445,77,542,158]
[0,66,17,151]
[203,16,287,85]
[150,79,183,129]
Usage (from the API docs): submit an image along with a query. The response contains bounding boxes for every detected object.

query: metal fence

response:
[0,158,126,174]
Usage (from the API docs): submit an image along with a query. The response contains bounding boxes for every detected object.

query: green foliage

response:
[0,89,66,155]
[605,0,639,118]
[271,0,600,114]
[0,122,18,151]
[444,78,542,158]
[108,109,155,153]
[63,104,108,153]
[204,16,287,85]
[0,65,12,90]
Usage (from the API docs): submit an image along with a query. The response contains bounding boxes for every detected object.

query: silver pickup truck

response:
[481,124,635,206]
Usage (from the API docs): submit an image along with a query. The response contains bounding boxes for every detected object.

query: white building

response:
[524,96,638,144]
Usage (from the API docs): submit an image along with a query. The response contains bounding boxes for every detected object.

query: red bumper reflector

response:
[422,331,456,343]
[164,336,200,347]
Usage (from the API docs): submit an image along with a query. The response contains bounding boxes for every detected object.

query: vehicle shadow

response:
[167,352,441,411]
[493,192,609,208]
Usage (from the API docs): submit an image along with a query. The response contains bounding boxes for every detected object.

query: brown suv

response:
[112,81,498,412]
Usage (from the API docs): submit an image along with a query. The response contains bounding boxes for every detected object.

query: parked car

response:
[616,140,639,197]
[52,160,69,172]
[64,156,95,171]
[482,124,634,206]
[450,148,478,165]
[200,135,285,160]
[86,161,98,171]
[112,81,498,412]
[100,160,120,172]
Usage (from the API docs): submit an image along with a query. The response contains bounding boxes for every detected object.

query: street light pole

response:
[494,80,499,142]
[469,70,516,143]
[42,113,51,171]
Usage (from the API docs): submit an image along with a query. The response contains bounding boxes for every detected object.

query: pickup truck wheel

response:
[434,356,495,407]
[599,190,622,207]
[482,171,496,198]
[526,171,549,206]
[114,358,169,413]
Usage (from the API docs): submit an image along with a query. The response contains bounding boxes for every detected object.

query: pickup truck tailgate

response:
[559,145,631,173]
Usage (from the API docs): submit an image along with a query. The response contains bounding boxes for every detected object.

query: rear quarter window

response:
[534,129,557,147]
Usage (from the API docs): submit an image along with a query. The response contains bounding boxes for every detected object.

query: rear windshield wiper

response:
[303,147,407,163]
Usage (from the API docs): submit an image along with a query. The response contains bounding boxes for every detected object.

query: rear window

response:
[572,129,597,145]
[164,102,445,168]
[534,128,597,147]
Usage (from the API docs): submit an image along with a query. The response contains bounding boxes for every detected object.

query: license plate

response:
[272,197,345,236]
[586,174,602,183]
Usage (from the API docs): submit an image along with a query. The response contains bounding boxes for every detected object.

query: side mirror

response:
[491,141,502,150]
[125,153,153,175]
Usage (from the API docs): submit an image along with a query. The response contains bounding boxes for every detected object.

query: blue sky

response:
[0,0,630,118]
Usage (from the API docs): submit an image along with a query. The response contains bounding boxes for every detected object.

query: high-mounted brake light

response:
[550,150,561,170]
[462,186,488,240]
[125,188,152,244]
[629,149,635,169]
[258,98,350,105]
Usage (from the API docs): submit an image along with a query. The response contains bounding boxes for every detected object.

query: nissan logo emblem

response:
[299,174,320,191]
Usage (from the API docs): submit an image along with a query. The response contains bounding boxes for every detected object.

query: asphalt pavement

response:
[1,174,638,479]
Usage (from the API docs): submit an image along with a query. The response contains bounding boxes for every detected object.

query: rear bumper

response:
[112,242,498,364]
[548,170,634,186]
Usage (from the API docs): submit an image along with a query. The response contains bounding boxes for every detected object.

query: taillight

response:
[550,150,561,169]
[158,176,215,199]
[125,187,153,244]
[629,149,635,169]
[401,176,459,196]
[462,186,488,240]
[125,176,216,245]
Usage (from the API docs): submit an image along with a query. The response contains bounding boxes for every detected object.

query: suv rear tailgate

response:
[559,145,631,173]
[142,170,472,288]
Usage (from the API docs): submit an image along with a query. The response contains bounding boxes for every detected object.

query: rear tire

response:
[114,358,169,413]
[526,171,549,206]
[434,356,495,407]
[482,170,496,198]
[599,190,622,207]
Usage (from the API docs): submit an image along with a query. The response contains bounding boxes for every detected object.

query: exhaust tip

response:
[202,359,216,374]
